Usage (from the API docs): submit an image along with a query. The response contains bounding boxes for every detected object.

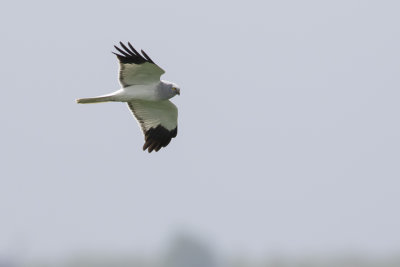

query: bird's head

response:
[161,80,181,98]
[171,84,181,96]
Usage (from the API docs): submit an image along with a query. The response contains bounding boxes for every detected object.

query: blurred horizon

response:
[2,233,400,267]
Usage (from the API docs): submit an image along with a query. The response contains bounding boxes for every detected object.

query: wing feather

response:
[128,42,142,57]
[113,42,165,87]
[119,42,135,56]
[127,100,178,153]
[140,49,155,63]
[114,45,132,57]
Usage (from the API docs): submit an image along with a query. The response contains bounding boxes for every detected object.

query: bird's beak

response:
[177,89,180,95]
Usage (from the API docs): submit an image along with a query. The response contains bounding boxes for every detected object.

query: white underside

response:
[128,99,178,131]
[110,83,161,102]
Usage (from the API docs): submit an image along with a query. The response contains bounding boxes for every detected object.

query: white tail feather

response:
[76,95,114,104]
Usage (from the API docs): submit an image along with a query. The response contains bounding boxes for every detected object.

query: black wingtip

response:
[128,42,141,55]
[141,49,155,64]
[119,42,135,56]
[142,126,178,153]
[113,41,151,64]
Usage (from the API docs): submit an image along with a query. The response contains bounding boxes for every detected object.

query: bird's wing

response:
[127,100,178,153]
[113,42,165,87]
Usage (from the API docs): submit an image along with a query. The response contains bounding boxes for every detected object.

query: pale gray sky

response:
[0,0,399,261]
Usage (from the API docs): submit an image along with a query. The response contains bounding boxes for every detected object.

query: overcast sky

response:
[0,0,399,262]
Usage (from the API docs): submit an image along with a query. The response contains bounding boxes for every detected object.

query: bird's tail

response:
[76,95,115,104]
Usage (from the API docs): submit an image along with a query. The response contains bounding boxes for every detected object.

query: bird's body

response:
[115,80,179,101]
[78,81,177,103]
[113,83,162,102]
[77,42,181,152]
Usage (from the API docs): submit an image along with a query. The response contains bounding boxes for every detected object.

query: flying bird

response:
[77,42,180,153]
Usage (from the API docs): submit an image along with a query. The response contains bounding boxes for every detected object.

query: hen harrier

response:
[77,42,180,153]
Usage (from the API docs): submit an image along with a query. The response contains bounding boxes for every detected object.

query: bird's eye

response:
[172,87,176,91]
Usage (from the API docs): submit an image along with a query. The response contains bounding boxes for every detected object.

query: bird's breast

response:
[116,84,160,101]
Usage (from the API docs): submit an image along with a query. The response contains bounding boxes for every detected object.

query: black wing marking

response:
[127,102,178,153]
[142,125,178,153]
[112,41,155,64]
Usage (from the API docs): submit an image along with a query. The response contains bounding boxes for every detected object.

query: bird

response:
[76,42,181,153]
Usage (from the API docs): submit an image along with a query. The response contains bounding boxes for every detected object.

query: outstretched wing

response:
[127,100,178,153]
[113,42,165,87]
